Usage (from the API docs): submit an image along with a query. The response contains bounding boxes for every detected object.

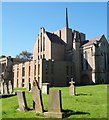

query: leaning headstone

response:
[17,91,28,112]
[44,90,64,118]
[31,80,44,113]
[4,83,8,94]
[42,83,49,94]
[8,81,13,94]
[69,78,75,96]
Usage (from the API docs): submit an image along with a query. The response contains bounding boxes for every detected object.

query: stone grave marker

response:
[0,74,4,94]
[17,90,28,112]
[0,81,4,94]
[4,83,8,94]
[31,80,44,113]
[8,81,13,94]
[42,83,49,94]
[44,90,64,118]
[69,78,75,96]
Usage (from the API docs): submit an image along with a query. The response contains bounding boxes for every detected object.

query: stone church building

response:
[0,8,109,89]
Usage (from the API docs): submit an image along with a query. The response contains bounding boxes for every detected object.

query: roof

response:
[46,32,65,45]
[80,40,89,46]
[82,35,103,47]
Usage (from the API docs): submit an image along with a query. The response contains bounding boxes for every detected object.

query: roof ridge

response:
[82,35,103,47]
[46,31,65,45]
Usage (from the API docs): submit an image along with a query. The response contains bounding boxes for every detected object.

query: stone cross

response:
[44,90,64,118]
[31,80,44,113]
[69,78,75,96]
[17,90,28,112]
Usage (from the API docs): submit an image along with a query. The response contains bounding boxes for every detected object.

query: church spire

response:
[66,8,69,28]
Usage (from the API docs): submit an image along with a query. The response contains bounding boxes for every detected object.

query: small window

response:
[38,56,39,60]
[17,79,18,87]
[29,66,31,76]
[34,65,36,76]
[22,67,25,77]
[41,33,42,52]
[40,55,42,59]
[38,64,40,75]
[43,37,45,51]
[43,54,45,59]
[22,79,25,87]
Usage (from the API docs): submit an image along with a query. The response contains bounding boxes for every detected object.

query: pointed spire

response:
[66,8,69,28]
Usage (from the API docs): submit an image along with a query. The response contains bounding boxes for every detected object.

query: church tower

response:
[65,8,73,51]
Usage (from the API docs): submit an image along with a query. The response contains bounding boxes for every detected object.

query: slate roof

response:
[82,35,103,47]
[80,40,89,46]
[46,32,65,45]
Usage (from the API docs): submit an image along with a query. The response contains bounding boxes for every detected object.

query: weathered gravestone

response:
[4,83,8,94]
[8,81,13,94]
[0,81,4,94]
[31,80,44,113]
[44,90,64,118]
[42,83,49,94]
[0,74,4,94]
[69,78,75,96]
[17,90,28,112]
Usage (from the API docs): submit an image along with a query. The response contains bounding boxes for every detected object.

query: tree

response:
[0,55,6,58]
[16,51,33,60]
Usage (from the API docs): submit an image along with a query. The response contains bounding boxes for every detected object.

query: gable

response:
[46,32,65,45]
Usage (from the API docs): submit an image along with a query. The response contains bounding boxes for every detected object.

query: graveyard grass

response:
[1,84,108,119]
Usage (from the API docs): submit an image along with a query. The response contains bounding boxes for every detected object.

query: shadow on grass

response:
[0,93,17,98]
[76,93,92,96]
[63,109,90,118]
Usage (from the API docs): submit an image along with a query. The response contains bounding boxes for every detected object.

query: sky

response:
[1,2,108,57]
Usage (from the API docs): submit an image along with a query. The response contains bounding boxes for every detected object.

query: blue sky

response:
[2,2,107,57]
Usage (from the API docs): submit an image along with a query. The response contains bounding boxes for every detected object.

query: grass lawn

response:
[1,84,108,119]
